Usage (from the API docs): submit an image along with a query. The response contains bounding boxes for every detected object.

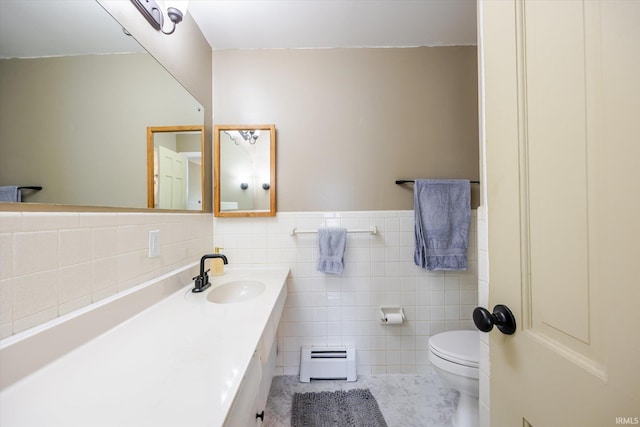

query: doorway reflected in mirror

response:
[147,126,204,211]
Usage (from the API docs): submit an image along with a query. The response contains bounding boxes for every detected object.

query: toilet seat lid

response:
[428,330,480,368]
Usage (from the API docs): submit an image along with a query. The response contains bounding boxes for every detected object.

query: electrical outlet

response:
[148,230,160,258]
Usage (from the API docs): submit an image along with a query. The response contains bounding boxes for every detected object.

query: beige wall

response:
[214,47,479,211]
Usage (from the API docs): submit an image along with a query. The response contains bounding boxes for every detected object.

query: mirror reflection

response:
[214,125,276,217]
[147,126,204,210]
[0,0,205,210]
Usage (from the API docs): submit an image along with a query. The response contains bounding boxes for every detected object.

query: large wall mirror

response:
[0,0,205,211]
[214,125,276,217]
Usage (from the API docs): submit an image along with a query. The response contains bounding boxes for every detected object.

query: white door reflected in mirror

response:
[147,126,204,211]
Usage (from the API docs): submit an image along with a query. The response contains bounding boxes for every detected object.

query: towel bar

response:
[290,226,378,236]
[396,180,479,185]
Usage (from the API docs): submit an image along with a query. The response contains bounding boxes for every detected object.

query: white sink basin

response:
[207,280,266,304]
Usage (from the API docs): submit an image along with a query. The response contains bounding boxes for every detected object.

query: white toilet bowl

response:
[428,330,480,427]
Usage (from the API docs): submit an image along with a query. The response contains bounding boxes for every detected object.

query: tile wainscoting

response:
[0,212,213,338]
[1,209,479,378]
[214,210,478,375]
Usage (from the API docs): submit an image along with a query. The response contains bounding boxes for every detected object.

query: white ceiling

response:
[189,0,477,50]
[0,0,476,59]
[0,0,144,59]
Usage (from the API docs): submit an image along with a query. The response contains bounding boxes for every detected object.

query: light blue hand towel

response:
[317,227,348,274]
[0,186,21,202]
[414,179,470,271]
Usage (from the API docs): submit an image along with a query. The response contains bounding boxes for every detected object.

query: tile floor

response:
[264,374,459,426]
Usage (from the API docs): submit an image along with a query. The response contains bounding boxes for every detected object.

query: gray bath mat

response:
[291,388,388,427]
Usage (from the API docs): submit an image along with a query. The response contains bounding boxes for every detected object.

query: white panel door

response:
[481,0,640,425]
[158,145,187,210]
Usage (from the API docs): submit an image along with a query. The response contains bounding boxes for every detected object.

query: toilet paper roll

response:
[384,313,404,325]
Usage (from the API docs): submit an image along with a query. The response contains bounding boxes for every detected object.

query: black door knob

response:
[473,304,516,335]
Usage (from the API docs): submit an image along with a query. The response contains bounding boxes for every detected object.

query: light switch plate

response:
[149,230,160,258]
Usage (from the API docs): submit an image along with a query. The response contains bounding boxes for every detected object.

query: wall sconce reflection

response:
[223,130,261,145]
[131,0,188,35]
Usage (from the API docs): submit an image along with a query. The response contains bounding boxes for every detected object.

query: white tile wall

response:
[213,210,478,376]
[1,209,480,379]
[0,212,213,338]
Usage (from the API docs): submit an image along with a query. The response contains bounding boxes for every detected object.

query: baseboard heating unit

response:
[299,345,356,382]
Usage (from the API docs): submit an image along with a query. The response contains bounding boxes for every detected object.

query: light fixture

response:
[238,130,260,145]
[223,130,261,145]
[130,0,188,35]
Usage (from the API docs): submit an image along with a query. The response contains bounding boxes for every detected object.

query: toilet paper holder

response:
[379,306,405,324]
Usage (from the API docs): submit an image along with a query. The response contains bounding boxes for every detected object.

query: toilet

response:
[428,330,480,427]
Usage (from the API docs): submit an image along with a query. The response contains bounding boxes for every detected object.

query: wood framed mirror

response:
[214,124,276,217]
[147,125,205,210]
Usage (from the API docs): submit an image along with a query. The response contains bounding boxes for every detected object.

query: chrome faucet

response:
[192,253,228,293]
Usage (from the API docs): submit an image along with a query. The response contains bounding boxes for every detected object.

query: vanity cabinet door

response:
[256,337,277,417]
[224,350,262,426]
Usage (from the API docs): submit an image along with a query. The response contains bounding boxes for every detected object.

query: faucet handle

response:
[214,247,224,254]
[192,270,210,281]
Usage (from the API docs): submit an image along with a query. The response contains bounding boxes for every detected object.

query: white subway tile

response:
[283,337,299,352]
[59,295,92,316]
[0,234,13,279]
[0,212,22,233]
[311,307,327,322]
[0,278,13,325]
[58,263,91,304]
[14,231,58,276]
[312,322,326,337]
[326,306,341,322]
[22,212,79,232]
[445,289,460,305]
[116,225,146,254]
[13,307,58,334]
[445,320,461,331]
[59,229,92,267]
[430,290,444,305]
[92,227,117,260]
[326,322,341,337]
[297,322,314,338]
[13,270,58,320]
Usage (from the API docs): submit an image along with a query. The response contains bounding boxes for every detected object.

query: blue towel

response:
[0,186,21,202]
[414,180,470,271]
[317,227,348,274]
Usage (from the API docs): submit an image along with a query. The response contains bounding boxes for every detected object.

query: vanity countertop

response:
[0,267,289,427]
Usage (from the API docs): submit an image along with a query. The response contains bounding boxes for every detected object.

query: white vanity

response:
[0,266,289,426]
